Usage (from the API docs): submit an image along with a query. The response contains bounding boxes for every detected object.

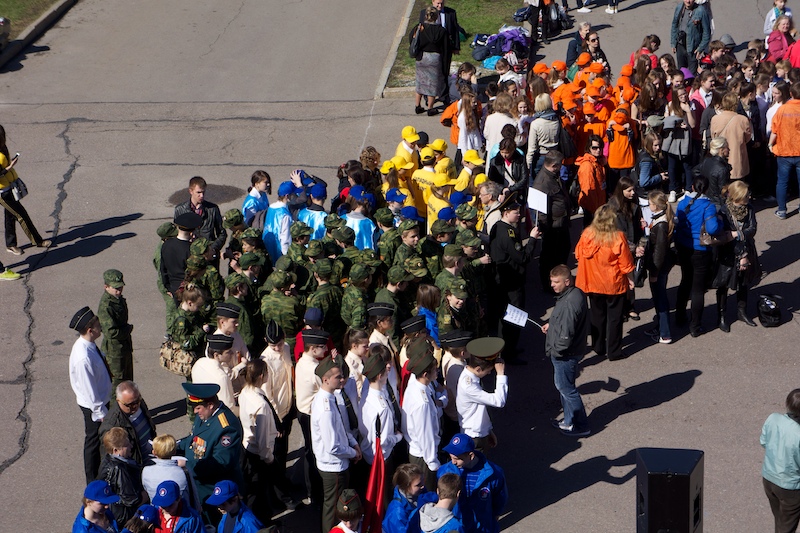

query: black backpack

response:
[758,294,781,327]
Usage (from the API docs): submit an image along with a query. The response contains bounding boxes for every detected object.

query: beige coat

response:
[710,111,752,180]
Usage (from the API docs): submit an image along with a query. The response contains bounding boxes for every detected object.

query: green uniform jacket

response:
[333,246,361,286]
[98,291,133,386]
[377,228,402,268]
[307,283,346,350]
[418,237,444,279]
[434,270,457,293]
[225,295,255,352]
[154,241,168,295]
[177,402,244,503]
[437,301,476,336]
[287,242,308,266]
[261,290,304,351]
[392,243,419,268]
[168,307,207,354]
[341,285,368,330]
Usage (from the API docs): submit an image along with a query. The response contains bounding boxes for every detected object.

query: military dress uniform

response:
[98,269,134,389]
[457,338,508,453]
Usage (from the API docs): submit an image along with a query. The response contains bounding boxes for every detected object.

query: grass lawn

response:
[0,0,61,41]
[388,0,520,87]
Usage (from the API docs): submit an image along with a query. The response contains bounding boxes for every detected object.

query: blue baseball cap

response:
[349,185,366,200]
[443,433,476,456]
[135,504,159,525]
[438,207,456,222]
[278,181,302,197]
[310,183,327,199]
[84,480,120,504]
[386,188,407,204]
[206,480,240,506]
[153,480,181,508]
[449,191,473,208]
[401,206,424,222]
[298,170,315,186]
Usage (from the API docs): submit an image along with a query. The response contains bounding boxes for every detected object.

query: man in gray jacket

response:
[542,264,590,437]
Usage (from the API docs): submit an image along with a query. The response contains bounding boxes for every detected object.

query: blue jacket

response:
[418,307,440,347]
[670,1,711,55]
[344,213,378,250]
[438,453,508,533]
[241,190,270,226]
[262,203,291,263]
[171,504,205,533]
[72,509,119,533]
[383,487,419,533]
[675,192,720,251]
[297,206,328,240]
[217,502,263,533]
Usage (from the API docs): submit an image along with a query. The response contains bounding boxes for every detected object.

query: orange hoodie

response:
[607,112,637,169]
[575,229,634,295]
[575,153,607,214]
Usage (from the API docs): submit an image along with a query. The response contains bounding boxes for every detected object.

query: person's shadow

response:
[150,399,186,426]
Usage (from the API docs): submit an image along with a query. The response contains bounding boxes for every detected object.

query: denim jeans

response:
[551,356,588,429]
[649,267,671,339]
[776,156,800,212]
[667,152,693,193]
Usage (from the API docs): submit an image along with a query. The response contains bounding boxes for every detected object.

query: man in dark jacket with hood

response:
[532,150,571,291]
[542,265,590,437]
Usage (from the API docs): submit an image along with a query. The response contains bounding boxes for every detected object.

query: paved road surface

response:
[0,0,796,531]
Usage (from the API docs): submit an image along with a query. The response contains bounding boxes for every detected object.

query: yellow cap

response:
[380,160,396,174]
[402,125,420,143]
[474,173,488,186]
[390,156,414,170]
[429,138,448,152]
[434,172,456,187]
[462,150,485,166]
[419,147,436,162]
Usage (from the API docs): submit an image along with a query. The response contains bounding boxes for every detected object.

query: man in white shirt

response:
[192,334,237,414]
[456,337,507,454]
[68,306,112,484]
[206,302,249,398]
[311,356,362,532]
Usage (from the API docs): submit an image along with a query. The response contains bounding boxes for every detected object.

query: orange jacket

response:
[607,121,637,169]
[576,121,607,156]
[441,101,460,145]
[575,229,634,295]
[575,153,607,214]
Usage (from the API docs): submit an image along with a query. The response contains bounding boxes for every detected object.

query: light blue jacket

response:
[761,413,800,490]
[344,212,378,250]
[297,206,328,240]
[262,202,291,263]
[241,189,269,226]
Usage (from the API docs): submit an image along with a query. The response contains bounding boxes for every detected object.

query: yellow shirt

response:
[394,142,419,173]
[411,168,436,217]
[0,153,19,190]
[427,195,452,233]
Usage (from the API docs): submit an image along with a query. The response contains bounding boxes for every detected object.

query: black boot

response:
[738,303,757,327]
[717,292,730,333]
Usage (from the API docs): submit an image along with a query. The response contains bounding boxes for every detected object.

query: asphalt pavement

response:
[0,0,796,531]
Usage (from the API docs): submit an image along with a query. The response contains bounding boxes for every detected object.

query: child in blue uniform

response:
[297,183,329,239]
[343,185,378,250]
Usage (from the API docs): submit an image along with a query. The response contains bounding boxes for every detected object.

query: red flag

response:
[363,418,386,533]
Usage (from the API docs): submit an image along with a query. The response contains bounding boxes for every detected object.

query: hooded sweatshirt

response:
[417,502,464,533]
[574,227,635,295]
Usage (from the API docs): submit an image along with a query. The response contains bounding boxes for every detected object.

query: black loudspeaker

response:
[636,448,704,533]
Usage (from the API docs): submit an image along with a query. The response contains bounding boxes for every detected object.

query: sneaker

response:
[36,239,52,248]
[658,337,673,344]
[577,6,592,12]
[550,418,570,430]
[560,425,591,437]
[6,246,23,255]
[775,210,787,220]
[668,191,677,203]
[604,6,614,13]
[614,6,618,12]
[0,268,21,281]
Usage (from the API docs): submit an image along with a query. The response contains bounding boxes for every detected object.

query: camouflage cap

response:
[186,255,207,271]
[446,277,469,300]
[224,272,248,288]
[239,252,266,269]
[189,237,211,256]
[360,249,383,268]
[290,221,313,238]
[431,219,456,235]
[103,269,125,288]
[274,255,294,272]
[268,270,297,290]
[404,256,428,278]
[223,208,244,229]
[455,229,481,247]
[332,226,356,244]
[312,258,334,276]
[443,243,464,258]
[398,219,419,234]
[305,239,324,258]
[456,203,478,221]
[387,265,414,284]
[324,213,346,229]
[241,228,261,240]
[374,207,395,226]
[156,222,178,239]
[349,263,372,283]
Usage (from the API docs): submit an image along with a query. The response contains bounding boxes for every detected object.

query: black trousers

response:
[298,412,322,504]
[80,406,103,484]
[527,5,548,51]
[0,190,43,248]
[588,293,625,358]
[241,450,276,525]
[764,477,800,533]
[676,245,712,332]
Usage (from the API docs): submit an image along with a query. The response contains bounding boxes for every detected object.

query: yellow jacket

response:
[411,168,436,217]
[0,153,19,190]
[427,195,451,233]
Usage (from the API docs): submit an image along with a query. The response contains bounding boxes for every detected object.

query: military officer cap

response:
[332,226,356,244]
[70,306,97,331]
[265,319,285,344]
[387,265,414,284]
[446,278,469,300]
[398,219,419,234]
[274,255,294,272]
[325,213,347,229]
[157,222,178,239]
[466,337,505,361]
[302,329,330,346]
[431,219,456,235]
[363,351,387,381]
[401,315,427,335]
[174,212,203,230]
[312,258,334,276]
[360,249,383,268]
[189,237,211,256]
[367,302,395,317]
[336,489,363,516]
[223,208,244,229]
[305,240,324,258]
[455,229,481,247]
[440,329,473,349]
[407,344,436,376]
[240,228,260,240]
[182,382,221,404]
[443,244,463,258]
[103,269,125,288]
[185,255,207,271]
[290,221,313,238]
[374,207,395,226]
[268,270,296,290]
[404,256,428,279]
[239,252,265,269]
[498,191,522,212]
[456,203,478,221]
[225,272,248,289]
[349,264,372,283]
[207,333,234,353]
[216,302,241,319]
[304,307,324,326]
[206,480,240,506]
[314,355,339,378]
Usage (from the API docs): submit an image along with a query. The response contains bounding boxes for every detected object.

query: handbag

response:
[633,257,647,288]
[11,177,27,201]
[513,6,532,22]
[159,339,197,377]
[409,24,423,60]
[699,218,732,246]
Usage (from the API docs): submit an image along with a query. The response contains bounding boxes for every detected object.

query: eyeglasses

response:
[590,145,602,150]
[122,397,142,409]
[588,38,598,42]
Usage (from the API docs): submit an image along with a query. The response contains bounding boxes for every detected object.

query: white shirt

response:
[767,101,783,138]
[311,389,358,472]
[345,350,366,398]
[191,357,236,414]
[457,102,484,151]
[69,337,112,421]
[238,386,278,463]
[402,376,442,471]
[359,387,403,464]
[368,330,400,399]
[295,353,321,415]
[456,368,508,438]
[259,344,294,420]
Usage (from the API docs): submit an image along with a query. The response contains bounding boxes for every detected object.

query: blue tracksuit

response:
[216,502,263,533]
[438,453,508,533]
[262,203,291,263]
[344,213,378,250]
[241,190,269,226]
[72,509,119,533]
[383,487,435,533]
[297,206,328,240]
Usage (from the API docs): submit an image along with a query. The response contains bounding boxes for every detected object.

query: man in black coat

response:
[174,176,226,268]
[532,150,571,292]
[160,211,201,299]
[98,381,157,465]
[419,0,461,101]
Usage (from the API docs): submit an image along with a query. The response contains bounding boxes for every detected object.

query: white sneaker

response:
[577,6,592,12]
[668,191,677,203]
[605,6,614,13]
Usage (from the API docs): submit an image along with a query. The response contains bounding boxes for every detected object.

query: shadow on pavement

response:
[758,232,800,275]
[150,399,187,426]
[0,44,50,73]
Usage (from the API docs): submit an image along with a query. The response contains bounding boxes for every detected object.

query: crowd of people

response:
[63,0,800,532]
